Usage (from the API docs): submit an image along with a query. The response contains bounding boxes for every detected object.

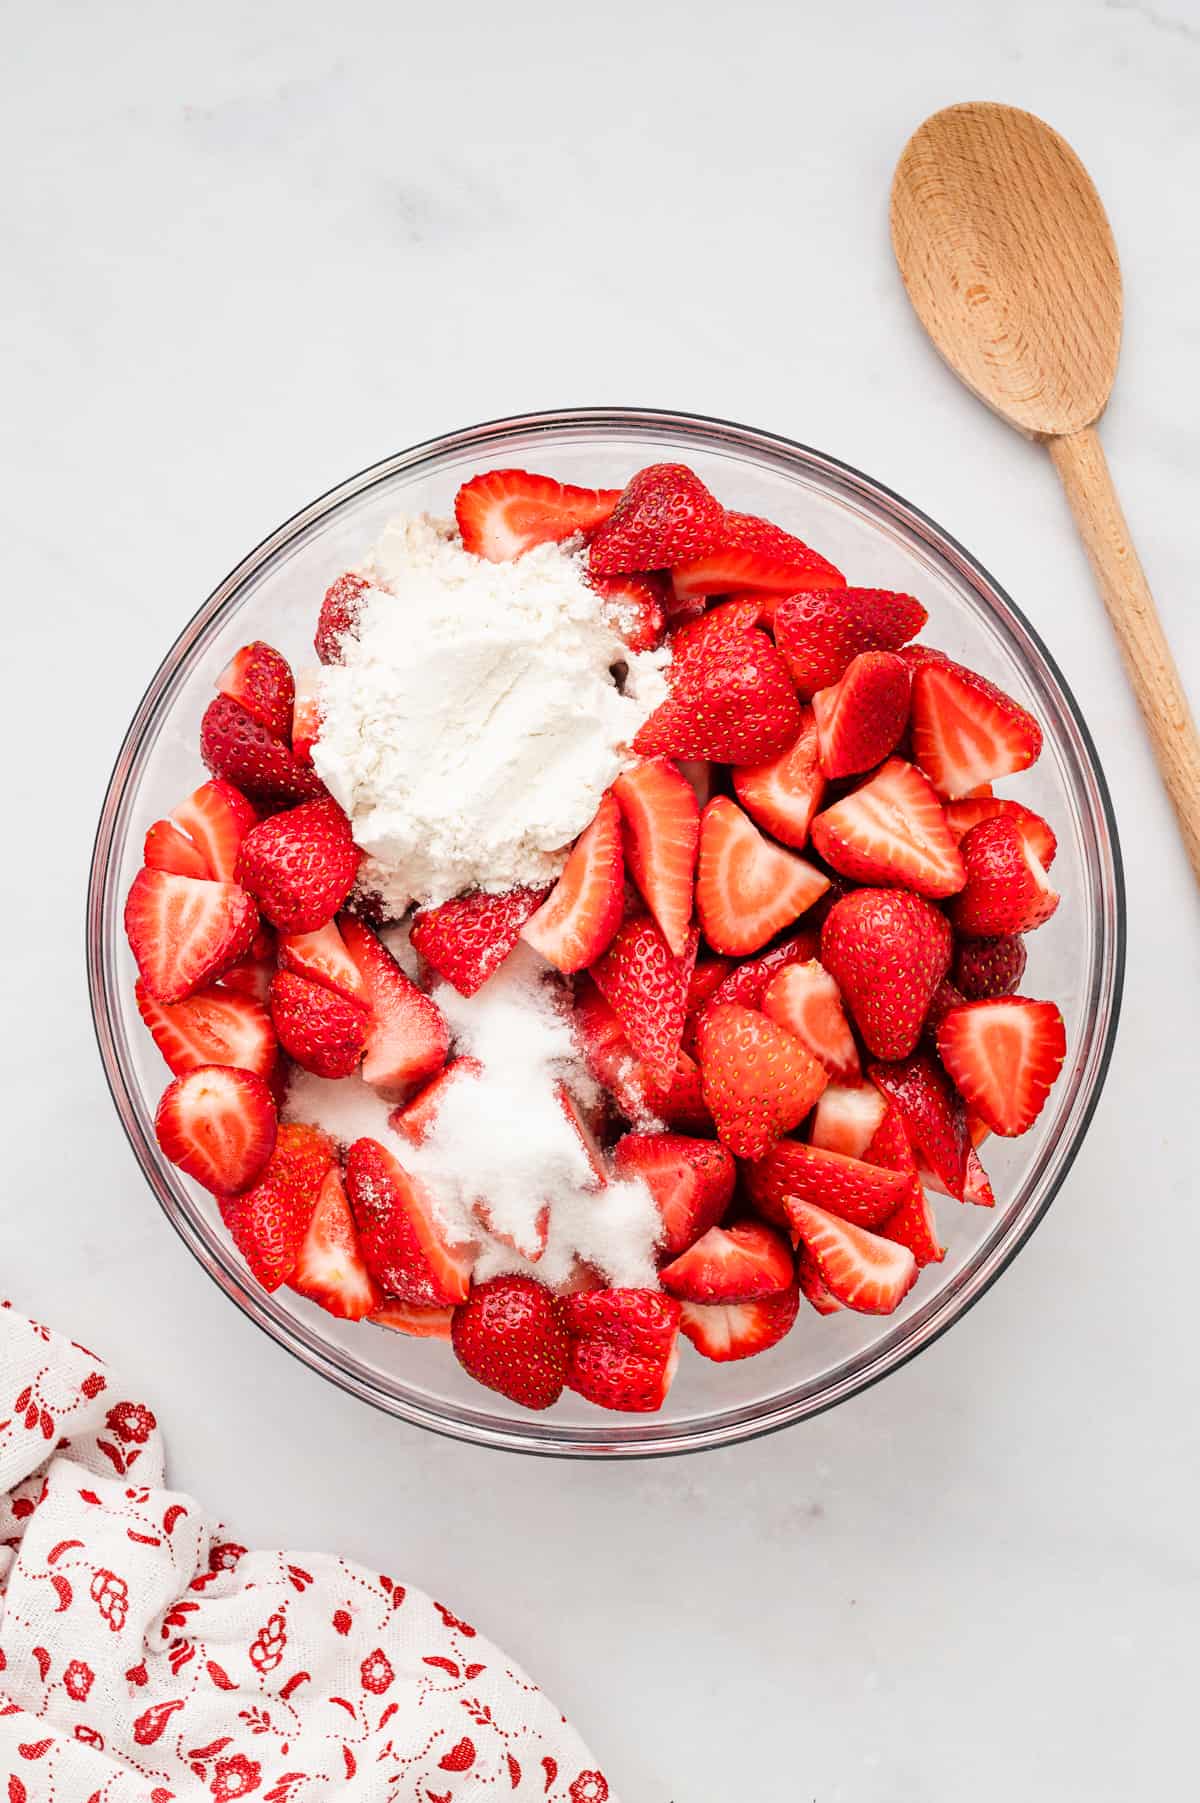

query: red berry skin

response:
[451,1277,570,1411]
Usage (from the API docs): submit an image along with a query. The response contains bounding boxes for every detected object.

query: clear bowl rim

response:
[86,405,1126,1459]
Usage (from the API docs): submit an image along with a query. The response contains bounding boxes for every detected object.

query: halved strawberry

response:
[411,884,550,997]
[217,641,295,741]
[125,869,259,1004]
[369,1299,454,1340]
[660,1219,794,1303]
[520,791,624,973]
[562,1287,681,1413]
[787,1200,918,1314]
[289,1165,383,1320]
[588,464,725,577]
[277,919,369,1005]
[812,650,911,780]
[235,797,361,935]
[762,960,860,1084]
[455,468,620,562]
[819,887,952,1061]
[291,667,321,764]
[612,758,700,957]
[634,627,803,764]
[696,797,829,957]
[954,934,1027,1000]
[169,779,260,883]
[669,511,845,602]
[810,759,966,899]
[949,816,1060,937]
[796,1250,842,1315]
[696,1003,828,1160]
[591,916,698,1093]
[610,1132,735,1257]
[219,1121,332,1291]
[155,1064,277,1196]
[773,588,927,697]
[943,796,1057,868]
[702,925,820,1013]
[868,1052,969,1199]
[315,571,370,665]
[807,1083,886,1158]
[340,915,450,1099]
[136,980,277,1080]
[144,818,210,879]
[200,693,327,807]
[679,1284,801,1361]
[451,1275,570,1409]
[936,998,1067,1137]
[268,970,367,1080]
[345,1136,473,1304]
[910,656,1042,798]
[746,1139,912,1231]
[732,708,826,849]
[590,571,668,652]
[389,1057,483,1145]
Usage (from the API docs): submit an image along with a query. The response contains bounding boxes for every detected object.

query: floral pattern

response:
[0,1299,614,1799]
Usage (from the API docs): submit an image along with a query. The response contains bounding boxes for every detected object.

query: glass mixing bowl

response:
[87,408,1124,1457]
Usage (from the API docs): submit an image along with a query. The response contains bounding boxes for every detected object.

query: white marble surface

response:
[3,1,1199,1796]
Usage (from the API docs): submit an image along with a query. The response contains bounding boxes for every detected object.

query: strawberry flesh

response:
[612,758,700,957]
[936,997,1067,1137]
[136,979,277,1080]
[455,468,619,562]
[811,758,966,899]
[289,1165,382,1320]
[732,708,826,849]
[345,1136,472,1305]
[669,511,845,601]
[125,868,259,1005]
[910,655,1042,798]
[340,915,450,1100]
[787,1199,918,1315]
[154,1064,277,1197]
[659,1219,794,1304]
[520,791,624,973]
[678,1284,801,1361]
[696,797,829,956]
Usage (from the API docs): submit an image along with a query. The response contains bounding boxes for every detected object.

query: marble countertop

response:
[3,1,1198,1796]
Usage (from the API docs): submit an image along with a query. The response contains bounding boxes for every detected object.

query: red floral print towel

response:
[0,1301,613,1801]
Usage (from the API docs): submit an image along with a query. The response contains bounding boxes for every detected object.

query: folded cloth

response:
[0,1301,614,1802]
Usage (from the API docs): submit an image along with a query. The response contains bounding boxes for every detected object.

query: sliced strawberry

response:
[668,596,765,656]
[696,797,828,957]
[868,1052,969,1199]
[555,1083,609,1191]
[200,693,327,807]
[136,980,277,1080]
[455,468,620,562]
[669,511,845,602]
[878,1183,945,1266]
[810,758,966,899]
[943,796,1058,868]
[654,1049,714,1131]
[587,464,725,577]
[144,818,210,879]
[471,1197,551,1265]
[216,953,275,1004]
[910,656,1043,798]
[796,1250,842,1315]
[634,627,803,764]
[216,641,295,741]
[807,1083,886,1158]
[562,1288,681,1413]
[936,998,1067,1137]
[679,1284,801,1361]
[219,1121,333,1291]
[686,955,734,1020]
[289,1165,383,1320]
[732,708,826,849]
[819,887,952,1061]
[168,779,259,883]
[702,926,820,1013]
[125,869,259,1004]
[787,1200,918,1314]
[572,980,711,1130]
[954,933,1027,999]
[610,1132,735,1257]
[235,796,361,935]
[660,1219,793,1303]
[746,1139,912,1231]
[277,919,369,1005]
[677,758,714,808]
[520,792,624,973]
[962,1144,997,1208]
[389,1057,483,1146]
[949,816,1060,937]
[268,969,367,1080]
[589,571,668,652]
[315,571,370,665]
[450,1275,570,1409]
[291,667,321,764]
[773,587,928,698]
[155,1064,277,1196]
[340,914,450,1100]
[345,1136,473,1304]
[369,1299,454,1340]
[812,650,911,780]
[612,758,700,957]
[590,915,698,1093]
[411,884,550,997]
[696,1003,828,1160]
[762,960,860,1084]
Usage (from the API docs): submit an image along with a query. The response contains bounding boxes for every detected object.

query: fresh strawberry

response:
[136,979,276,1080]
[277,919,369,1005]
[289,1165,382,1320]
[587,463,725,577]
[143,819,210,879]
[562,1288,681,1413]
[925,977,969,1037]
[668,596,765,656]
[787,1200,918,1314]
[796,1250,842,1315]
[456,468,619,562]
[746,1139,913,1231]
[702,926,820,1013]
[369,1300,454,1340]
[819,887,952,1061]
[590,571,668,652]
[686,955,734,1020]
[389,1057,483,1145]
[909,656,1042,798]
[962,1145,997,1208]
[612,758,700,957]
[812,650,911,779]
[936,998,1067,1137]
[154,1064,277,1196]
[949,816,1060,937]
[660,1219,793,1303]
[216,952,275,1004]
[268,969,367,1079]
[696,1003,828,1160]
[340,915,450,1100]
[200,693,326,807]
[169,779,260,883]
[762,960,860,1083]
[572,980,711,1129]
[943,795,1057,868]
[520,792,624,973]
[291,667,321,764]
[555,1082,609,1191]
[669,511,845,602]
[678,1285,801,1361]
[411,885,550,997]
[451,1275,570,1409]
[125,869,259,1004]
[219,1121,332,1291]
[610,1132,735,1257]
[591,916,699,1093]
[732,708,826,849]
[345,1136,473,1304]
[807,1083,886,1158]
[216,641,295,741]
[634,627,803,764]
[954,933,1027,999]
[810,758,966,899]
[773,587,928,699]
[315,571,370,665]
[878,1183,945,1266]
[235,797,361,935]
[676,758,714,808]
[696,797,829,956]
[868,1052,969,1199]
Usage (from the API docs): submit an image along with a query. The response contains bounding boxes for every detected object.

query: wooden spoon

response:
[891,101,1200,882]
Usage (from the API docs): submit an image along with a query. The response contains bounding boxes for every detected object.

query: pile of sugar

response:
[283,944,662,1292]
[312,514,670,914]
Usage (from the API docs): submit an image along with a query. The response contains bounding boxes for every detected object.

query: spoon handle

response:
[1047,425,1200,884]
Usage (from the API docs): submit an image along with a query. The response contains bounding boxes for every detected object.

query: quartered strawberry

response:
[315,571,370,665]
[591,916,699,1093]
[521,791,624,973]
[169,779,260,883]
[634,626,803,764]
[369,1299,454,1340]
[925,977,969,1036]
[745,1139,913,1231]
[389,1057,483,1145]
[807,1083,887,1159]
[702,925,820,1013]
[411,884,550,997]
[819,887,952,1061]
[936,997,1067,1137]
[868,1052,969,1199]
[909,656,1043,798]
[200,693,327,808]
[451,1275,570,1409]
[562,1288,681,1413]
[949,816,1060,937]
[669,511,845,602]
[954,933,1027,999]
[125,869,259,1004]
[686,955,734,1021]
[612,758,700,957]
[696,797,829,956]
[696,1003,828,1160]
[660,1219,794,1303]
[291,667,321,764]
[796,1250,842,1315]
[943,795,1058,868]
[235,797,361,935]
[573,979,712,1131]
[812,650,911,779]
[587,464,725,577]
[773,587,928,699]
[878,1182,945,1266]
[810,758,966,899]
[962,1144,997,1208]
[679,1284,801,1361]
[610,1132,735,1258]
[277,919,369,1006]
[136,979,277,1080]
[345,1136,473,1304]
[216,952,275,1005]
[154,1064,277,1196]
[762,960,860,1083]
[589,571,668,653]
[289,1165,382,1320]
[556,1083,609,1191]
[217,641,295,741]
[340,915,450,1099]
[732,708,826,849]
[219,1121,333,1292]
[455,468,620,562]
[268,969,367,1079]
[144,818,210,879]
[787,1199,918,1314]
[668,596,765,655]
